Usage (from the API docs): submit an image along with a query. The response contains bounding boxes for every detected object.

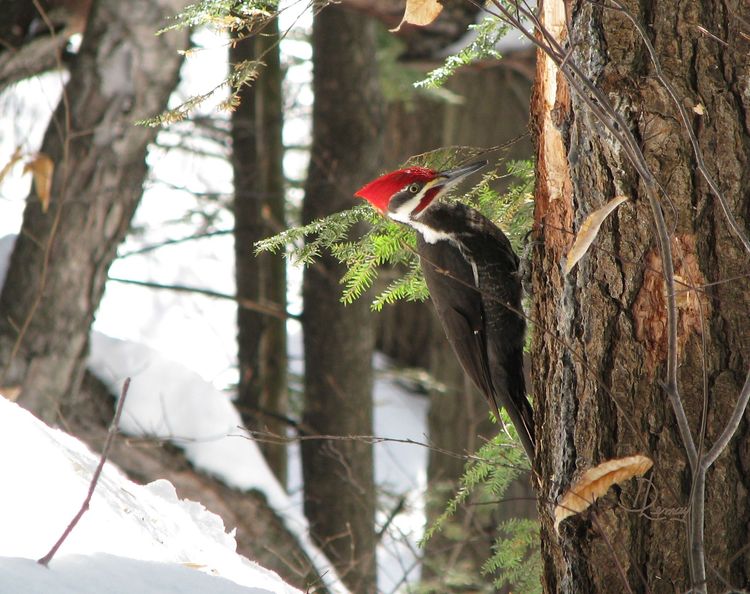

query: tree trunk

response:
[532,1,750,592]
[231,18,288,486]
[0,0,189,422]
[300,6,383,593]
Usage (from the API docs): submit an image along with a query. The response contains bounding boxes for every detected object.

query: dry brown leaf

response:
[390,0,443,32]
[23,153,54,213]
[554,454,653,532]
[564,194,628,274]
[1,386,22,402]
[0,146,24,185]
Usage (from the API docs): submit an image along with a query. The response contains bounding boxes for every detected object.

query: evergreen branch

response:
[256,157,533,309]
[420,425,529,545]
[158,0,277,34]
[416,17,509,89]
[483,518,542,593]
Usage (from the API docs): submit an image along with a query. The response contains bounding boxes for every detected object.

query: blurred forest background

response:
[2,0,749,593]
[0,1,537,592]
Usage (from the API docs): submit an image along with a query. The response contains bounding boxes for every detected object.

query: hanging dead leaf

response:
[1,386,22,402]
[0,146,24,185]
[564,195,628,274]
[554,454,653,532]
[390,0,443,32]
[23,153,54,213]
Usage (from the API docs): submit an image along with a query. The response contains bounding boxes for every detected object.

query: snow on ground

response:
[0,396,301,594]
[87,331,350,594]
[88,327,430,592]
[0,5,431,588]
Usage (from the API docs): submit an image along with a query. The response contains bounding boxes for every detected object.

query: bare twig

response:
[117,229,233,258]
[241,428,528,470]
[703,371,750,468]
[107,276,300,321]
[38,377,131,566]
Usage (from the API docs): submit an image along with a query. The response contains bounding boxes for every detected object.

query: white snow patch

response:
[87,332,350,594]
[0,396,301,594]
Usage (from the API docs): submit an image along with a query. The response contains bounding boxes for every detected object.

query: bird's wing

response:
[418,235,497,404]
[440,305,504,422]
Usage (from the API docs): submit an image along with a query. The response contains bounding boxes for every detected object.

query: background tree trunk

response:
[231,18,288,487]
[532,1,750,591]
[0,0,189,422]
[300,6,383,593]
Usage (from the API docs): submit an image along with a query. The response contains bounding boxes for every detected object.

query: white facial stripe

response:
[389,192,424,219]
[407,220,453,244]
[388,176,451,223]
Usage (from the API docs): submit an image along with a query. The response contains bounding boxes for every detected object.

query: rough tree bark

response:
[532,1,750,592]
[231,18,288,486]
[0,0,189,422]
[301,6,383,593]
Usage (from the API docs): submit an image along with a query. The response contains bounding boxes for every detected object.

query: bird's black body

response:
[415,202,535,460]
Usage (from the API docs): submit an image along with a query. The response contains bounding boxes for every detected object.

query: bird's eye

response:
[408,183,421,194]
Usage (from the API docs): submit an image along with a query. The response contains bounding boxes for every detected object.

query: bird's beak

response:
[424,160,487,195]
[437,160,487,183]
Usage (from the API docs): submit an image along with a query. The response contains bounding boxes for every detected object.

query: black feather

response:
[414,202,535,460]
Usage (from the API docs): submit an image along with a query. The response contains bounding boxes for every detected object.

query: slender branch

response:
[239,428,528,470]
[107,276,300,321]
[703,370,750,468]
[38,378,131,566]
[117,229,234,258]
[375,496,406,541]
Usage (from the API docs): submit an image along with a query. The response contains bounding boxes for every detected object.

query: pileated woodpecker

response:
[355,161,534,460]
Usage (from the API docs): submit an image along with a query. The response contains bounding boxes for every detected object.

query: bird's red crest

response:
[355,167,437,212]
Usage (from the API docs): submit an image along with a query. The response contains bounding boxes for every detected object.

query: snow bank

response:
[87,332,350,594]
[0,396,301,594]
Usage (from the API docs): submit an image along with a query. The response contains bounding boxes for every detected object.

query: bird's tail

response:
[491,363,535,463]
